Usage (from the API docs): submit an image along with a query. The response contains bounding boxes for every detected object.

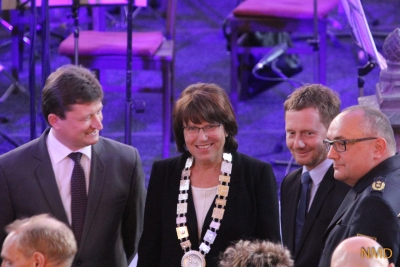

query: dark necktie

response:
[295,171,312,252]
[69,152,87,245]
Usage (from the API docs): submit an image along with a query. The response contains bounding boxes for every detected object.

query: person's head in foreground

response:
[330,236,395,267]
[219,240,294,267]
[1,214,77,267]
[325,105,396,186]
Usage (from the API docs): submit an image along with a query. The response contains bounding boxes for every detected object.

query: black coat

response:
[280,165,350,267]
[138,151,281,267]
[319,154,400,267]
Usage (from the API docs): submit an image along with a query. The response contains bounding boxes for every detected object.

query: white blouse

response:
[191,185,218,241]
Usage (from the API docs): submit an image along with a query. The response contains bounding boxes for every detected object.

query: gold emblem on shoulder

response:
[372,181,385,191]
[357,233,377,241]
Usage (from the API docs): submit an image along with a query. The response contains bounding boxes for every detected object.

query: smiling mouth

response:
[91,130,97,136]
[295,150,310,155]
[196,144,211,149]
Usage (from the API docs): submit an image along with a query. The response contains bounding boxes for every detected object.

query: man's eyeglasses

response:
[323,137,377,152]
[183,124,221,137]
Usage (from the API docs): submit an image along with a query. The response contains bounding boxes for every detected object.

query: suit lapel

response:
[79,140,106,247]
[34,129,69,225]
[324,171,378,240]
[324,189,357,239]
[281,169,302,253]
[295,166,335,256]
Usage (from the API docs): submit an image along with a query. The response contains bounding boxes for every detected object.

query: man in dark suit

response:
[0,65,146,267]
[281,84,350,267]
[318,105,400,266]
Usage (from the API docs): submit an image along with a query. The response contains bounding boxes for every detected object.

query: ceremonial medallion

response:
[177,153,232,267]
[181,250,206,267]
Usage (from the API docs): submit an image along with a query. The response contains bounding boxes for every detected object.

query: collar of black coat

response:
[353,154,400,194]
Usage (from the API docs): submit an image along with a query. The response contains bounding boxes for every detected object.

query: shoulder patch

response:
[371,176,386,192]
[356,233,377,241]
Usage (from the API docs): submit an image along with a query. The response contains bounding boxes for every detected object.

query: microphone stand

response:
[41,0,50,86]
[125,0,133,145]
[40,0,50,132]
[72,0,80,65]
[308,0,320,83]
[29,0,36,139]
[124,0,145,145]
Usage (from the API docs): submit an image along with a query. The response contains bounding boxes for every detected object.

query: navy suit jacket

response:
[280,165,350,267]
[137,151,281,267]
[319,154,400,267]
[0,128,146,267]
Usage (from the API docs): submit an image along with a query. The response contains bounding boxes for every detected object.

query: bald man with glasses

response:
[318,105,400,267]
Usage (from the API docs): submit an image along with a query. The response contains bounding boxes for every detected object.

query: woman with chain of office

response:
[137,82,280,267]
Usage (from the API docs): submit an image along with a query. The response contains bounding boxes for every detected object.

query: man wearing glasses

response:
[318,105,400,267]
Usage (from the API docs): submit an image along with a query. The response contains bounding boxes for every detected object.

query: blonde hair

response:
[284,83,340,129]
[6,214,77,266]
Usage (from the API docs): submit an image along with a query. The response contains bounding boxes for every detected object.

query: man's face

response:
[50,101,103,151]
[326,111,377,186]
[285,107,328,170]
[1,234,34,267]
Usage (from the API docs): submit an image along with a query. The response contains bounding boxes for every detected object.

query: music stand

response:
[0,0,32,148]
[56,0,145,146]
[340,0,387,97]
[0,0,28,104]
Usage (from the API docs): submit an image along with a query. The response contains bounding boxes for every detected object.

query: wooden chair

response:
[58,0,176,158]
[226,0,339,110]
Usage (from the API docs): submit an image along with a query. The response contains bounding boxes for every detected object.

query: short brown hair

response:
[219,240,294,267]
[42,64,103,124]
[284,84,340,129]
[173,83,238,153]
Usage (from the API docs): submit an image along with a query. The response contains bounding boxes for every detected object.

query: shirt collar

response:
[47,128,92,163]
[302,158,333,186]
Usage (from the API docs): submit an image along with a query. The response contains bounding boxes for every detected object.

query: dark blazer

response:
[280,165,350,267]
[137,151,281,267]
[318,154,400,267]
[0,128,146,267]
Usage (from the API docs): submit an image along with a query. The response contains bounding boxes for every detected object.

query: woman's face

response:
[183,120,227,165]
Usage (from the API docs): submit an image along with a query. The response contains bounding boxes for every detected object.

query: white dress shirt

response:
[46,128,92,224]
[303,158,333,211]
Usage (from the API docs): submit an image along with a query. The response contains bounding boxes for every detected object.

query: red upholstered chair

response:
[227,0,340,109]
[58,0,176,158]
